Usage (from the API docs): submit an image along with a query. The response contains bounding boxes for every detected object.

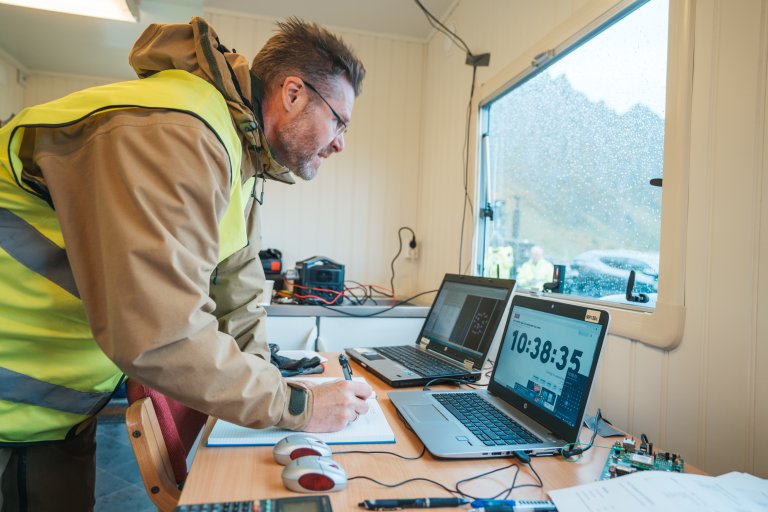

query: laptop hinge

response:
[419,337,430,349]
[463,359,474,370]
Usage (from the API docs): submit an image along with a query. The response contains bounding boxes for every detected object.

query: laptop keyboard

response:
[433,392,541,446]
[375,345,470,377]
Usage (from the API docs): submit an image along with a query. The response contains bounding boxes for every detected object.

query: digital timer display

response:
[494,306,602,427]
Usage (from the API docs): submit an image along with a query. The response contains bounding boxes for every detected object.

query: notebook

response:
[207,377,394,446]
[389,294,609,458]
[345,274,516,387]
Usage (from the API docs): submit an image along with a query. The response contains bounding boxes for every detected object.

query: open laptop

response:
[345,274,516,387]
[389,294,609,458]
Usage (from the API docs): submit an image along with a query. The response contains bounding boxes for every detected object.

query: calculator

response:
[174,496,333,512]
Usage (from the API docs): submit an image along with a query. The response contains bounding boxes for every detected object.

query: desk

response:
[180,354,703,508]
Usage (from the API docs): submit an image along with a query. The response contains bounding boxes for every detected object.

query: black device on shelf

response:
[259,248,284,290]
[259,248,283,276]
[543,264,566,293]
[295,256,345,305]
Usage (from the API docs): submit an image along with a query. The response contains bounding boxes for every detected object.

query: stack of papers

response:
[549,470,768,512]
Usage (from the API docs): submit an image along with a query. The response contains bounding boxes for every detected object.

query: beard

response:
[271,107,325,181]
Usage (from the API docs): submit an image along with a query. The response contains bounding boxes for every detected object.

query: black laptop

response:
[345,274,516,387]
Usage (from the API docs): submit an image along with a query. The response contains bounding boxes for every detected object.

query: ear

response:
[281,76,305,113]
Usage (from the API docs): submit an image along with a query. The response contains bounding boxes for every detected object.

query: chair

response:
[125,380,208,512]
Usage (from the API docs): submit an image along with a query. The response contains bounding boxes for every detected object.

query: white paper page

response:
[549,471,762,512]
[709,472,768,510]
[206,377,391,446]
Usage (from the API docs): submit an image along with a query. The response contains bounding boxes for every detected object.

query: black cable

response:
[458,63,478,274]
[502,464,521,500]
[318,290,438,317]
[347,475,458,495]
[514,459,544,491]
[483,359,496,379]
[422,377,479,391]
[343,281,367,305]
[389,227,416,300]
[349,462,532,501]
[412,0,479,275]
[378,411,546,500]
[412,0,474,57]
[561,408,602,459]
[458,457,543,500]
[333,445,426,460]
[455,463,518,500]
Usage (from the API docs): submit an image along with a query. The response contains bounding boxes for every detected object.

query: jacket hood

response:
[129,17,295,185]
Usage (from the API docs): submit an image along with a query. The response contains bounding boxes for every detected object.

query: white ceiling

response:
[0,0,455,79]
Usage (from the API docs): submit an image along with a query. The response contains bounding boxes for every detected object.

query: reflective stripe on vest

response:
[0,208,79,298]
[0,366,109,416]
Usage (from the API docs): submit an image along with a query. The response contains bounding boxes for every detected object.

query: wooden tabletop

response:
[179,354,703,508]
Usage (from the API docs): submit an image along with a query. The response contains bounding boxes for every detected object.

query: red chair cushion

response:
[125,380,208,485]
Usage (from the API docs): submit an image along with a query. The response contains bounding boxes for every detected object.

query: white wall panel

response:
[697,0,764,475]
[591,334,633,430]
[316,317,426,352]
[23,72,112,107]
[205,11,425,299]
[0,49,24,122]
[417,0,768,477]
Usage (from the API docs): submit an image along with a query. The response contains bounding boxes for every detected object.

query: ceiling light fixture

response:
[0,0,139,22]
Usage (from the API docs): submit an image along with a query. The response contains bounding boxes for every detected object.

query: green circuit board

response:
[600,437,685,480]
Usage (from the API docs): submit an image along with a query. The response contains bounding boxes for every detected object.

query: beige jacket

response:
[20,19,312,430]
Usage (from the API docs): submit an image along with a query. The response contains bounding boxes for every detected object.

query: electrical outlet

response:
[407,246,419,260]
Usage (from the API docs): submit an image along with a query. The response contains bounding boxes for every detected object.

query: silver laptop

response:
[389,294,609,458]
[345,274,515,387]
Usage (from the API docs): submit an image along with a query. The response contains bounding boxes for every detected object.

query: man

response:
[516,246,555,291]
[0,17,371,510]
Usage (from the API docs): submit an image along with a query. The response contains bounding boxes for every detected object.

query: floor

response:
[94,398,156,512]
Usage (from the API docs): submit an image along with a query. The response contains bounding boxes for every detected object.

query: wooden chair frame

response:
[125,396,181,512]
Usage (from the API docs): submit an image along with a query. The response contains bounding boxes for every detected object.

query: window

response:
[477,0,669,309]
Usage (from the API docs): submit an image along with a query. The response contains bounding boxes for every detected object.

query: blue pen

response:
[469,499,557,511]
[339,353,353,380]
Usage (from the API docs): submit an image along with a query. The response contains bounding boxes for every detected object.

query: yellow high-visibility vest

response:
[0,70,247,443]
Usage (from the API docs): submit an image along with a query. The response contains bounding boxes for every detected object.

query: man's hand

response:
[301,379,373,432]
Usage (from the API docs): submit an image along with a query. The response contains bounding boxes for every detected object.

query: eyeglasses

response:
[303,80,348,136]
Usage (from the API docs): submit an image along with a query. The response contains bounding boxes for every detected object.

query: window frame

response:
[470,0,694,349]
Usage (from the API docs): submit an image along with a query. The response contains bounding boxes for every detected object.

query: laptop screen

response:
[420,276,514,367]
[489,295,608,439]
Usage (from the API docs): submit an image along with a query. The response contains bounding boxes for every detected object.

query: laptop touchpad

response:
[356,349,386,361]
[407,404,448,422]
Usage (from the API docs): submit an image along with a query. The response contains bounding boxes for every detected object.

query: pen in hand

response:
[339,353,353,380]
